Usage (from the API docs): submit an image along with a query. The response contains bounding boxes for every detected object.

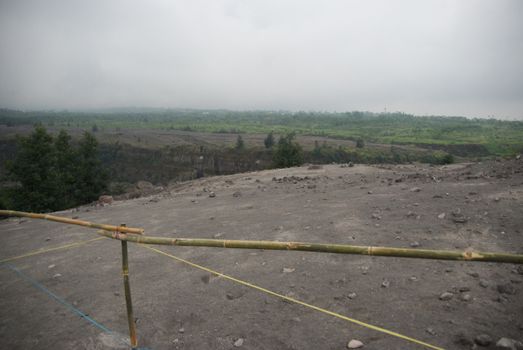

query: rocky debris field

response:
[1,159,522,350]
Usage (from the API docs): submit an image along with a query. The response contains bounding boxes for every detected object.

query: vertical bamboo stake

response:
[120,224,138,349]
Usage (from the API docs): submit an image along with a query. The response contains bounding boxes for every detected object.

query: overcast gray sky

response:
[0,0,522,119]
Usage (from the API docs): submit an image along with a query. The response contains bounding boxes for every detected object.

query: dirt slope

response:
[1,159,522,350]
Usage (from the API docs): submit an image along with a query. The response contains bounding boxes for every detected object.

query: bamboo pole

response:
[0,210,144,235]
[97,230,523,265]
[1,210,522,264]
[120,224,138,349]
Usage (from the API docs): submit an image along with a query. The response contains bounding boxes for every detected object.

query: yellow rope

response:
[0,231,444,349]
[143,245,444,350]
[0,237,105,263]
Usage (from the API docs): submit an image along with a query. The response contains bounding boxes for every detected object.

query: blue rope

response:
[4,263,112,332]
[2,263,152,349]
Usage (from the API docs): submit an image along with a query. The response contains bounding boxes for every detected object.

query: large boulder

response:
[136,181,154,191]
[98,195,113,205]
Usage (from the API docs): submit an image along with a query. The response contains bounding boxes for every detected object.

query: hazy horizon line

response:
[2,105,522,122]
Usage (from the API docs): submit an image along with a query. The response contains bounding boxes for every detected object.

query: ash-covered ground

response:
[1,159,522,350]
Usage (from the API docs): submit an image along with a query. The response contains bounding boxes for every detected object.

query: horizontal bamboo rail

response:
[1,210,522,264]
[97,230,523,264]
[0,210,144,235]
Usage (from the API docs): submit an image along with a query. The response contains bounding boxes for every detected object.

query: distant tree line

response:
[2,108,521,158]
[237,131,453,169]
[1,126,107,212]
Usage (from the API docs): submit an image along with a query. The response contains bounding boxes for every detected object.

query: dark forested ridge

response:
[1,126,107,211]
[1,108,522,212]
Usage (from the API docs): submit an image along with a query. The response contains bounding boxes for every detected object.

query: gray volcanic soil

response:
[1,160,522,350]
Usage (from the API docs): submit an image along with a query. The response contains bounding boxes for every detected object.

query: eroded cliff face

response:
[98,143,273,184]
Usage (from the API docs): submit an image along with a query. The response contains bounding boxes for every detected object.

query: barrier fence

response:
[1,209,522,349]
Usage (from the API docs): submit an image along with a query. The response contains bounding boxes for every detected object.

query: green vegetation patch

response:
[1,108,522,157]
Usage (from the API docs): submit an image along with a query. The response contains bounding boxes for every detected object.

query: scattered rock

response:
[454,332,474,346]
[479,279,489,288]
[282,267,295,273]
[438,213,446,219]
[439,292,454,301]
[232,191,242,198]
[233,338,244,347]
[495,337,523,350]
[178,327,185,333]
[497,283,517,295]
[226,292,242,300]
[460,293,472,302]
[517,265,523,275]
[52,273,62,278]
[410,187,421,192]
[48,264,55,269]
[124,191,141,200]
[474,334,493,346]
[347,292,357,299]
[209,192,216,198]
[451,208,468,223]
[347,339,364,348]
[410,241,420,248]
[273,175,312,183]
[381,279,390,288]
[426,328,436,336]
[459,286,471,292]
[98,195,114,205]
[136,181,154,191]
[97,332,131,349]
[496,295,509,304]
[452,216,468,224]
[308,165,322,170]
[371,213,381,220]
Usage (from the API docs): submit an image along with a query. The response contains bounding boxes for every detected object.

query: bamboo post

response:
[120,224,138,349]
